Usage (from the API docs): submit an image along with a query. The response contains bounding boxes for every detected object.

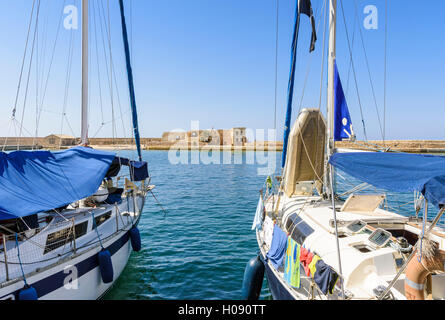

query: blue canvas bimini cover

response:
[329,152,445,209]
[0,147,116,220]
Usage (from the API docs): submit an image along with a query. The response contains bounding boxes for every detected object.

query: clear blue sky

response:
[0,0,444,141]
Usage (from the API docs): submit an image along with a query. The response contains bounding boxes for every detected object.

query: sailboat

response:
[0,0,150,300]
[244,0,445,300]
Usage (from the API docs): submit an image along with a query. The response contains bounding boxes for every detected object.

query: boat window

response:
[44,221,88,254]
[93,211,112,229]
[368,229,392,248]
[285,213,314,245]
[346,220,367,234]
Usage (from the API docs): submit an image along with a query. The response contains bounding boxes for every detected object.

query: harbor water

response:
[104,150,277,300]
[103,150,440,300]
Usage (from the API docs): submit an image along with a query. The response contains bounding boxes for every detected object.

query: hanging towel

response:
[284,237,301,288]
[263,216,275,249]
[308,255,321,278]
[266,225,288,270]
[314,259,339,295]
[284,237,293,283]
[251,195,264,231]
[300,246,314,277]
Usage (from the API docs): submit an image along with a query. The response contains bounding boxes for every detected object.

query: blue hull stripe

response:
[264,260,295,300]
[6,230,131,300]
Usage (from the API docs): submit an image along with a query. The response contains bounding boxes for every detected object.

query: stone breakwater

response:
[336,140,445,153]
[90,140,445,153]
[5,136,445,153]
[90,143,284,152]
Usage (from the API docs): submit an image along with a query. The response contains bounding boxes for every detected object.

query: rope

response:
[15,233,28,286]
[92,212,104,249]
[149,189,168,218]
[418,199,427,263]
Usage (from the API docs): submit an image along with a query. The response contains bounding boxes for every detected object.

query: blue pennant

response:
[334,62,355,141]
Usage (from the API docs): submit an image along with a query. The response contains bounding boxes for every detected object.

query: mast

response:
[118,0,143,162]
[325,0,336,195]
[326,0,346,300]
[81,0,89,145]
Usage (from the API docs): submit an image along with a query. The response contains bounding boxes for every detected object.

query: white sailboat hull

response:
[0,195,145,300]
[256,194,445,300]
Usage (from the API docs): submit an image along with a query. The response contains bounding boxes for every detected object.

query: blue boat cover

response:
[109,157,149,181]
[330,152,445,209]
[0,147,116,220]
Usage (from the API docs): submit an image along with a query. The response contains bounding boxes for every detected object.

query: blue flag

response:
[334,62,354,141]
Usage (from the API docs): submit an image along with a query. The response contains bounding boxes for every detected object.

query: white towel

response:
[251,196,264,230]
[263,216,275,249]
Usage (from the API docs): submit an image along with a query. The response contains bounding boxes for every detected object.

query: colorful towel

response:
[266,225,288,270]
[308,255,321,278]
[284,237,301,288]
[314,259,339,295]
[300,246,314,277]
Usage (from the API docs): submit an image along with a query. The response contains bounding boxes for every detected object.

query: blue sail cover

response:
[0,147,116,220]
[281,1,301,169]
[330,152,445,209]
[118,0,143,162]
[334,62,354,141]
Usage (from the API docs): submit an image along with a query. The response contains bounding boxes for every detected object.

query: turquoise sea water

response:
[103,150,443,300]
[104,150,277,300]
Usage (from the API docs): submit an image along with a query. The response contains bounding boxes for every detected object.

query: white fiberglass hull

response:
[0,228,132,300]
[256,193,445,301]
[0,195,145,300]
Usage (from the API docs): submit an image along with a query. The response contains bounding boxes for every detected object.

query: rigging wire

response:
[34,0,68,138]
[296,0,325,112]
[92,0,105,126]
[318,0,328,110]
[18,0,42,148]
[383,0,388,143]
[59,1,77,150]
[11,0,37,121]
[106,0,117,142]
[273,0,280,132]
[281,0,327,187]
[352,0,384,141]
[345,3,357,99]
[91,0,129,145]
[339,0,368,141]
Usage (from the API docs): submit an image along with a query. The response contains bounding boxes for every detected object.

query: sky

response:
[0,0,444,141]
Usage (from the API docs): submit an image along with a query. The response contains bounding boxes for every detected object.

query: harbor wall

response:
[4,136,445,153]
[336,140,445,153]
